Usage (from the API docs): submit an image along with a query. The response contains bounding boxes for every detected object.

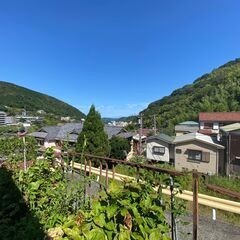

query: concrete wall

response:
[146,139,172,163]
[175,140,220,174]
[44,141,56,148]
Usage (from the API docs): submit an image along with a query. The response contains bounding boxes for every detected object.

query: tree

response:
[110,136,130,160]
[76,105,110,157]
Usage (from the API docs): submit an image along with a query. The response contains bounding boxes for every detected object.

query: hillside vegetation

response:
[0,81,85,119]
[141,58,240,133]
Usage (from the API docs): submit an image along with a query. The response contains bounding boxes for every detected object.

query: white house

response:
[146,134,174,164]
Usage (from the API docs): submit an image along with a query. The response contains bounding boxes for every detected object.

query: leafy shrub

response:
[16,159,84,229]
[61,180,171,240]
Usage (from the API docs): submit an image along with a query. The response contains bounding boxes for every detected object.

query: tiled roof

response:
[199,112,240,122]
[117,132,134,139]
[28,132,48,138]
[55,123,83,140]
[41,126,61,141]
[30,123,130,142]
[104,126,123,139]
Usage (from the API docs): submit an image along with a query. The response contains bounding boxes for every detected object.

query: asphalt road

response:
[174,214,240,240]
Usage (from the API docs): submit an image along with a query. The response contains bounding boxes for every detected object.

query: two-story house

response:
[199,112,240,136]
[146,132,225,175]
[175,121,199,136]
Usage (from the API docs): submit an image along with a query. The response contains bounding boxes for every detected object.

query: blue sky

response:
[0,0,240,117]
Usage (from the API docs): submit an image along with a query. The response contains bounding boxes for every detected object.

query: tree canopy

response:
[76,105,110,157]
[110,136,131,160]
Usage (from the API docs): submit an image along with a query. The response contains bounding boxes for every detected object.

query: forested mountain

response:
[0,81,85,119]
[141,58,240,133]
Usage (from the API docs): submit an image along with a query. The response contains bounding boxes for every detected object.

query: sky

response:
[0,0,240,117]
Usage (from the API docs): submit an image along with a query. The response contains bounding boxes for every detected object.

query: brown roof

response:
[198,129,214,135]
[199,112,240,122]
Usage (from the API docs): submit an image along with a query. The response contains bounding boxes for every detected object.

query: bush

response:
[110,136,130,160]
[61,180,171,240]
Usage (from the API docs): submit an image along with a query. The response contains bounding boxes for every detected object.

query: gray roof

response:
[173,132,224,149]
[55,123,83,141]
[28,132,48,139]
[104,126,123,139]
[117,131,134,139]
[40,126,61,141]
[30,123,130,142]
[147,133,174,144]
[175,121,199,133]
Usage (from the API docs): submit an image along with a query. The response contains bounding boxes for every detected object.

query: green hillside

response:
[141,58,240,133]
[0,81,85,119]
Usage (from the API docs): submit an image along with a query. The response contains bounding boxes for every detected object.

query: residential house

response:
[29,123,133,148]
[220,123,240,176]
[146,132,225,175]
[174,132,225,175]
[175,121,199,136]
[29,125,62,148]
[37,110,46,115]
[199,112,240,136]
[0,111,6,125]
[146,134,174,164]
[132,128,157,155]
[5,116,17,126]
[61,116,71,122]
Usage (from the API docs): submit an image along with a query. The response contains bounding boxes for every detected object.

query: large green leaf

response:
[85,229,106,240]
[93,213,106,228]
[106,205,118,219]
[63,227,82,240]
[29,181,41,191]
[149,229,162,240]
[118,230,130,240]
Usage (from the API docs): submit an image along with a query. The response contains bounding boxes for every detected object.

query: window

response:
[176,149,182,154]
[204,122,213,129]
[213,122,219,130]
[188,150,202,161]
[152,146,165,154]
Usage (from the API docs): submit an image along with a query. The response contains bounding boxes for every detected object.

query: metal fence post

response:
[105,162,109,190]
[170,176,176,240]
[192,171,198,240]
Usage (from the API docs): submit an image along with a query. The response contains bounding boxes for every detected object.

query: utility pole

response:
[138,113,143,155]
[153,114,157,135]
